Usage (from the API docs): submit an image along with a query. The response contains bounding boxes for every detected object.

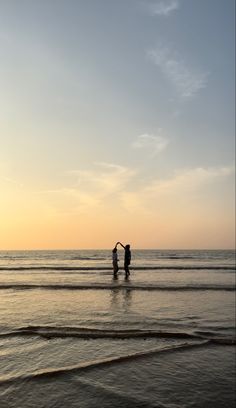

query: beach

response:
[0,249,235,407]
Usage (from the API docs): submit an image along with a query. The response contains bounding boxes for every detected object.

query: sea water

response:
[0,249,235,407]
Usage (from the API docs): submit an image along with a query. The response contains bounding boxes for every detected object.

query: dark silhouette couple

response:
[112,242,131,278]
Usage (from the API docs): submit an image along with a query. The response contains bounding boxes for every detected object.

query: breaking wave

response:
[1,325,235,344]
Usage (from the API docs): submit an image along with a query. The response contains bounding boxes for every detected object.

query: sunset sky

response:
[0,0,235,250]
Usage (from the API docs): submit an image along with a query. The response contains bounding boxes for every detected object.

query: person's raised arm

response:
[117,242,125,249]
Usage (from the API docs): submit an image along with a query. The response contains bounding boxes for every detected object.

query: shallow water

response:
[0,250,235,407]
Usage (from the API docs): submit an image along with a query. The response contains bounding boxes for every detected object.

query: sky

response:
[0,0,235,250]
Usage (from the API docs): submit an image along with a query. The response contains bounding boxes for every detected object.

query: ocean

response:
[0,249,235,408]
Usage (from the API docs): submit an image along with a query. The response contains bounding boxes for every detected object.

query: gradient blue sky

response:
[0,0,235,249]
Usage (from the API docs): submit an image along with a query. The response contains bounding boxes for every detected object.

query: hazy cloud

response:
[148,45,209,98]
[148,0,180,16]
[132,132,169,156]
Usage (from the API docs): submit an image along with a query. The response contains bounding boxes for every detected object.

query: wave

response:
[0,265,235,271]
[0,340,209,386]
[1,325,235,344]
[69,257,107,261]
[166,256,195,259]
[0,283,234,291]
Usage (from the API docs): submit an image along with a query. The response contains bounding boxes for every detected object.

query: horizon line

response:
[0,248,235,251]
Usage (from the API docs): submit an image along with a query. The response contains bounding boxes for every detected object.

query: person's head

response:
[112,247,117,253]
[125,244,130,250]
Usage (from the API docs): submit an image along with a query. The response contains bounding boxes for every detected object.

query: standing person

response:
[112,245,119,277]
[117,242,131,278]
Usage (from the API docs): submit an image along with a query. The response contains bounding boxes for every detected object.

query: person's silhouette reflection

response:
[123,288,132,311]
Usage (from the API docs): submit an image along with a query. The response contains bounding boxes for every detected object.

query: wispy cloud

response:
[36,163,234,219]
[0,161,24,188]
[148,44,209,98]
[115,164,235,219]
[146,165,235,195]
[148,0,180,16]
[132,131,169,156]
[38,162,137,214]
[1,176,24,187]
[69,162,136,194]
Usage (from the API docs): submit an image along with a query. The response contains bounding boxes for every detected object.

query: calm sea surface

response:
[0,249,235,407]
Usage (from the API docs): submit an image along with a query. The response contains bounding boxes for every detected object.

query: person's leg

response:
[113,262,117,276]
[124,263,130,277]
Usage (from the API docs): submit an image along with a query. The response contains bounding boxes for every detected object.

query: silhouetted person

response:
[112,245,119,277]
[117,242,131,278]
